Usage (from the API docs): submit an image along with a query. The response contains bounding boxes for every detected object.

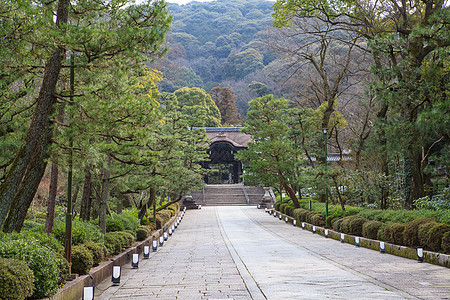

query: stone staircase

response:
[191,184,265,206]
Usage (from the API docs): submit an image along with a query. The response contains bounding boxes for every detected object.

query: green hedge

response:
[384,223,406,245]
[53,219,103,246]
[403,218,435,247]
[418,222,438,247]
[362,221,383,240]
[71,245,93,275]
[82,242,105,266]
[0,239,64,298]
[442,231,450,254]
[427,223,450,252]
[136,226,150,241]
[0,258,34,300]
[106,218,125,232]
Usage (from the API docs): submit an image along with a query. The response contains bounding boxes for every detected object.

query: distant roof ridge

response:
[201,127,244,132]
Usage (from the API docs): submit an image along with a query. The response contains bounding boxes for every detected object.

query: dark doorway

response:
[203,141,244,184]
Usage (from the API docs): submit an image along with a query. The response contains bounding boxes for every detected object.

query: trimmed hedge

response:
[274,201,281,211]
[157,210,172,225]
[418,222,438,247]
[384,223,406,245]
[427,223,450,252]
[82,242,105,266]
[279,203,288,215]
[0,258,34,300]
[106,218,125,232]
[442,231,450,254]
[285,206,295,217]
[362,221,383,240]
[136,226,150,241]
[71,245,93,275]
[54,219,103,246]
[339,216,369,236]
[0,239,64,298]
[403,218,435,247]
[311,214,325,226]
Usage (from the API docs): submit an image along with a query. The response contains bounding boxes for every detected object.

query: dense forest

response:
[154,0,277,115]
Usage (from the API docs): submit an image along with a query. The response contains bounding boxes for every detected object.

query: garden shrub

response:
[274,201,281,211]
[325,215,335,228]
[114,212,140,232]
[0,239,63,299]
[403,218,435,247]
[82,242,105,266]
[362,221,384,240]
[333,218,344,232]
[377,223,387,241]
[298,209,310,222]
[136,226,150,241]
[442,231,450,254]
[106,218,125,233]
[71,245,94,275]
[53,219,103,246]
[148,215,163,229]
[305,211,316,223]
[2,231,63,255]
[167,204,179,216]
[311,214,325,226]
[157,210,172,224]
[279,203,288,214]
[0,258,34,300]
[21,220,45,232]
[340,216,368,236]
[115,231,135,248]
[285,205,295,217]
[384,223,406,245]
[146,223,157,232]
[427,223,450,252]
[104,232,123,255]
[418,222,438,247]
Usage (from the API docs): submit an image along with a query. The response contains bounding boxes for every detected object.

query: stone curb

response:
[46,211,182,300]
[267,209,450,268]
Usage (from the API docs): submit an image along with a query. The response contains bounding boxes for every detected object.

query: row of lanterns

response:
[83,207,187,300]
[264,207,425,262]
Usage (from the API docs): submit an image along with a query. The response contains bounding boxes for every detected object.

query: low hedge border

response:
[268,209,450,268]
[51,210,183,300]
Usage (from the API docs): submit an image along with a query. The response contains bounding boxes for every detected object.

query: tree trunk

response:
[45,163,58,234]
[281,182,300,208]
[99,154,111,234]
[80,169,92,221]
[0,0,69,231]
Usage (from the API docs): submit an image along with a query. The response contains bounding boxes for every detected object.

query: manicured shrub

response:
[106,218,125,233]
[115,231,135,248]
[377,223,387,241]
[2,231,63,255]
[362,221,384,240]
[418,222,438,247]
[104,232,123,255]
[71,245,94,275]
[0,258,34,300]
[114,212,140,232]
[292,208,304,220]
[157,210,172,224]
[279,203,288,214]
[298,209,310,222]
[325,215,335,228]
[333,218,344,232]
[146,223,157,232]
[0,239,63,299]
[82,242,105,266]
[53,219,103,246]
[442,231,450,254]
[274,201,281,211]
[285,205,295,217]
[427,223,450,252]
[148,215,163,229]
[403,218,435,247]
[305,211,316,223]
[167,204,179,216]
[384,223,406,245]
[137,226,150,241]
[311,214,325,226]
[340,216,368,236]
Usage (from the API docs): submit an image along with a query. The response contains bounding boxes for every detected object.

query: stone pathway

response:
[96,206,450,300]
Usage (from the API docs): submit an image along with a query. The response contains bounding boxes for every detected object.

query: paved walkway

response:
[96,207,450,300]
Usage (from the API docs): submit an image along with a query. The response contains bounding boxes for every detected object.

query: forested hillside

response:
[153,0,277,115]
